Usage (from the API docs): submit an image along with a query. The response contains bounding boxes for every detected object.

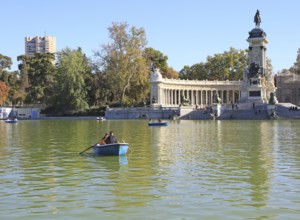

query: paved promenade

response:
[182,103,300,120]
[104,103,300,120]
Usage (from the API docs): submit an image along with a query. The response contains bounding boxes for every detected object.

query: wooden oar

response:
[79,144,96,155]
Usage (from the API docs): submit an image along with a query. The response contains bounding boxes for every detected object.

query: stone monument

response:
[240,10,277,104]
[149,63,163,108]
[211,93,224,118]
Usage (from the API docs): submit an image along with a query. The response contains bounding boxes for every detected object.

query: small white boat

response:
[5,118,18,123]
[96,116,106,121]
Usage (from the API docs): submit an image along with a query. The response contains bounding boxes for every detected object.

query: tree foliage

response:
[17,55,30,103]
[0,81,10,105]
[179,48,247,80]
[95,22,149,106]
[0,71,22,105]
[17,53,56,104]
[52,47,91,114]
[0,54,24,105]
[143,47,179,79]
[0,54,12,72]
[88,71,110,106]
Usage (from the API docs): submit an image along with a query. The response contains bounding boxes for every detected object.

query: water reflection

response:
[149,120,300,211]
[1,120,300,219]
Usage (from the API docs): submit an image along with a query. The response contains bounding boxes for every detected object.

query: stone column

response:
[226,90,229,104]
[200,90,203,106]
[157,86,161,105]
[175,90,177,105]
[221,89,224,103]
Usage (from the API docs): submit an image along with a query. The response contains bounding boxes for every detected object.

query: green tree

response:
[144,48,167,75]
[0,70,22,105]
[179,65,190,79]
[52,47,91,114]
[17,55,30,103]
[179,47,247,81]
[95,22,149,106]
[179,63,208,80]
[144,47,178,79]
[0,54,12,72]
[0,54,24,105]
[17,53,56,104]
[206,48,247,80]
[88,71,110,106]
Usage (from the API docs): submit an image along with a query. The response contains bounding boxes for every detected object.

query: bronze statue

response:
[213,93,222,104]
[269,92,276,105]
[248,62,261,78]
[254,10,261,27]
[150,62,155,72]
[180,95,190,106]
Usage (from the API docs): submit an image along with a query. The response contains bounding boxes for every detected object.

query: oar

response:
[79,144,96,155]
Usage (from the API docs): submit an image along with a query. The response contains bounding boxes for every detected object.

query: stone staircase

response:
[274,103,300,119]
[218,109,269,120]
[179,109,214,120]
[177,103,300,120]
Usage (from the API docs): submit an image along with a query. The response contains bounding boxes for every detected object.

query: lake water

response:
[1,119,300,219]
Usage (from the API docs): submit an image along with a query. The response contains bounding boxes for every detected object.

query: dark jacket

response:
[108,134,117,144]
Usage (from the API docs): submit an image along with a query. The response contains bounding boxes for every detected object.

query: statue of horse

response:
[248,63,261,78]
[180,95,190,106]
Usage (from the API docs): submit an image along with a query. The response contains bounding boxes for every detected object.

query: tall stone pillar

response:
[240,10,277,104]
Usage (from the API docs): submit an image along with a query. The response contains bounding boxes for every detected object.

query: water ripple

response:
[1,120,300,219]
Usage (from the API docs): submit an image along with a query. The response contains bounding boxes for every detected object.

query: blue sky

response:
[1,0,300,73]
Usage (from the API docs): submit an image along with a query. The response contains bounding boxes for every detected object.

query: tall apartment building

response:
[25,36,56,55]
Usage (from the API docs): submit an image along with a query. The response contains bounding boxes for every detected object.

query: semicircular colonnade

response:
[150,77,243,108]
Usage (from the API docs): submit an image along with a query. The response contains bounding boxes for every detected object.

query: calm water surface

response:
[1,119,300,219]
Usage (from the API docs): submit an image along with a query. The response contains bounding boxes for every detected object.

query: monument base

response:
[179,106,194,117]
[211,103,224,117]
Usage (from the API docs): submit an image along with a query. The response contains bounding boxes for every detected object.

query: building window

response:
[249,91,261,97]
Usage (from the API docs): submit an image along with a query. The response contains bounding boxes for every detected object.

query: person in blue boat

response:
[106,131,118,144]
[99,133,109,145]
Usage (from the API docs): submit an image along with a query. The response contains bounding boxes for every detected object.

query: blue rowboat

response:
[92,143,129,156]
[148,122,168,126]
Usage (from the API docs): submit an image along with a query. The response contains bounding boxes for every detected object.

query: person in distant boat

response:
[100,133,109,145]
[158,119,162,122]
[107,131,118,144]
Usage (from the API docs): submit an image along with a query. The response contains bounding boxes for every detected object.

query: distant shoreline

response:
[1,116,99,121]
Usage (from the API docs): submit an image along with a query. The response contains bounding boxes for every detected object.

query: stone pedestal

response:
[179,106,194,117]
[151,103,162,109]
[267,104,277,118]
[212,103,223,117]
